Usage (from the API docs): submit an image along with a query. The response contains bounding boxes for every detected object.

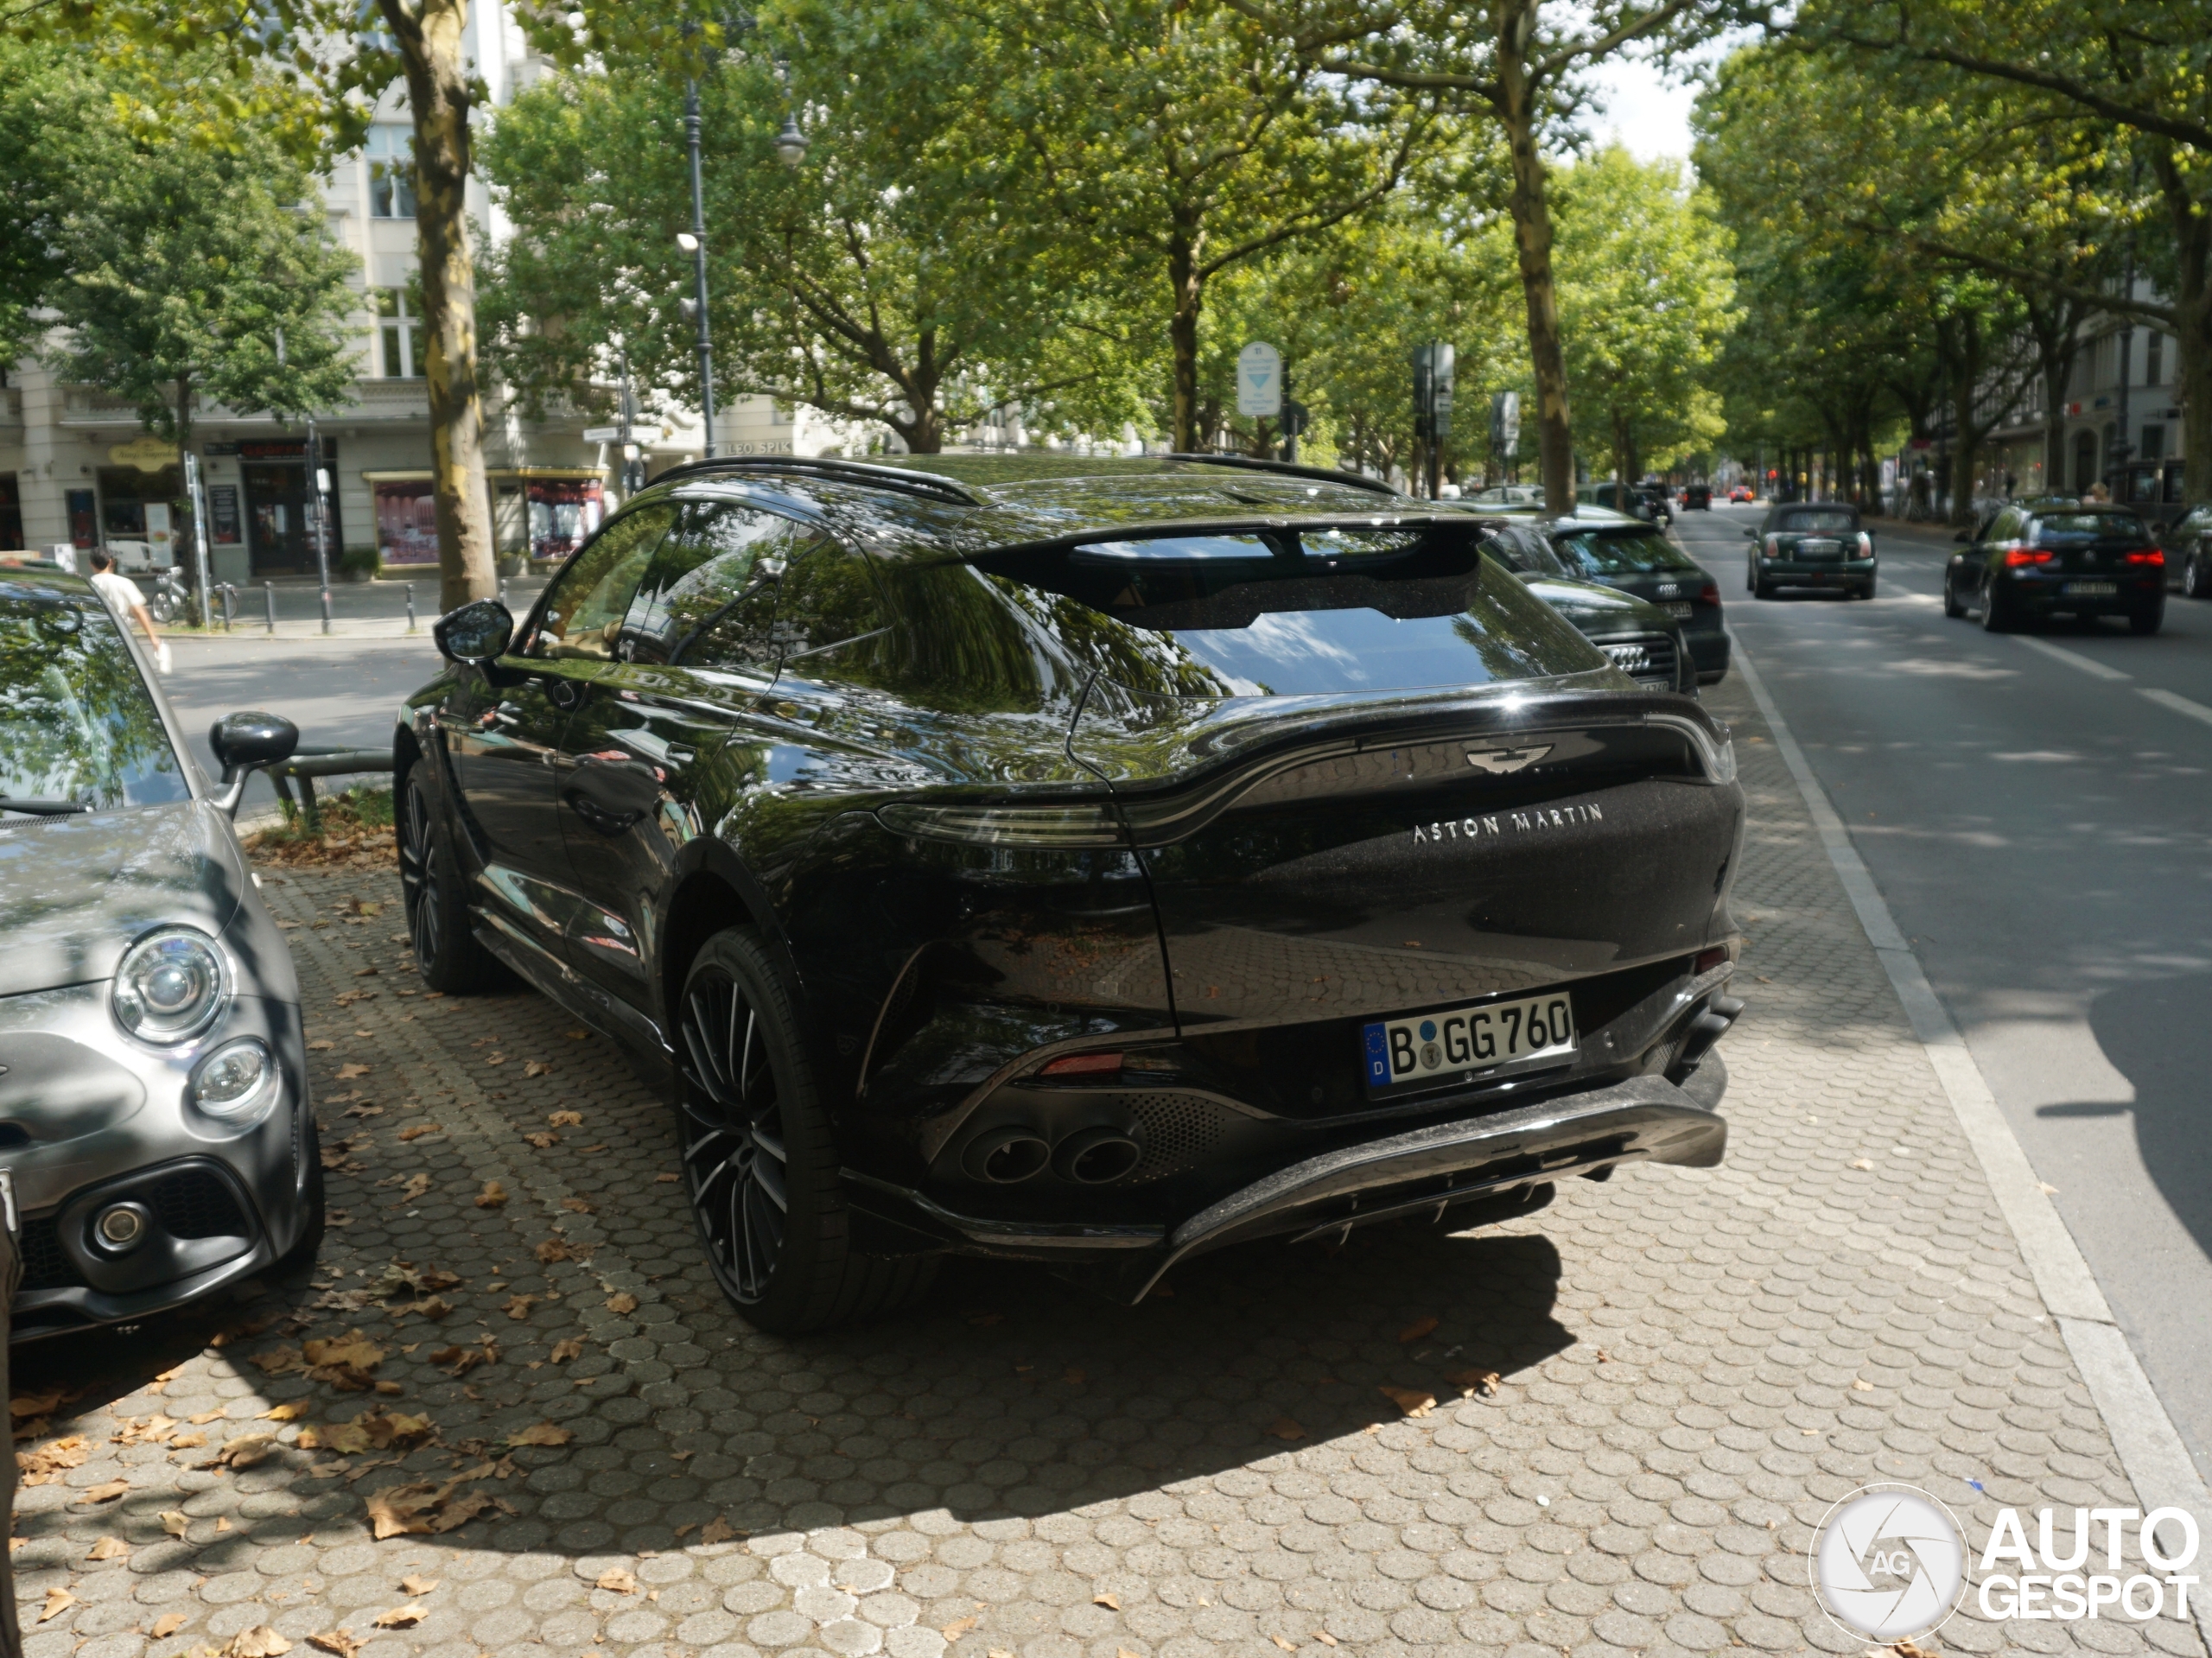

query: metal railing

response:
[264,746,396,832]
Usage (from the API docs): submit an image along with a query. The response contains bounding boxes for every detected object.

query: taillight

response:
[1039,1051,1122,1077]
[1699,582,1719,606]
[1851,532,1873,559]
[2126,549,2164,566]
[2003,549,2054,567]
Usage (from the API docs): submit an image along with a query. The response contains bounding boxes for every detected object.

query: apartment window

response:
[377,289,425,378]
[2147,331,2164,386]
[365,126,416,219]
[2142,424,2165,461]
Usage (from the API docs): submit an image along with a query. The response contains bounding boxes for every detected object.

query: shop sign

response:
[109,435,180,473]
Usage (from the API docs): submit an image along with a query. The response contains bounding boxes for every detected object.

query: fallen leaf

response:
[224,1625,293,1657]
[10,1388,75,1419]
[202,1434,277,1471]
[39,1586,76,1623]
[550,1338,584,1363]
[308,1039,334,1051]
[1271,1637,1295,1653]
[941,1617,978,1640]
[394,1296,454,1321]
[505,1294,539,1320]
[507,1421,573,1448]
[534,1238,577,1263]
[152,1613,189,1638]
[561,1196,594,1214]
[524,1132,560,1149]
[1852,1378,1874,1392]
[698,1516,737,1545]
[168,1431,207,1450]
[548,1111,582,1128]
[474,1181,508,1209]
[1313,1632,1339,1648]
[364,1474,495,1539]
[428,1339,499,1377]
[373,1605,426,1628]
[397,1125,442,1142]
[335,1063,372,1080]
[259,1401,312,1422]
[160,1510,190,1538]
[524,1060,554,1078]
[1444,1369,1502,1398]
[398,1574,440,1595]
[1397,1314,1440,1344]
[304,1334,388,1370]
[605,1293,638,1315]
[1849,1158,1875,1171]
[1264,1416,1306,1441]
[16,1432,90,1484]
[87,1534,129,1560]
[1377,1385,1435,1419]
[1093,1591,1120,1610]
[596,1567,639,1594]
[306,1633,360,1658]
[79,1477,131,1502]
[655,1172,679,1184]
[2036,1181,2060,1196]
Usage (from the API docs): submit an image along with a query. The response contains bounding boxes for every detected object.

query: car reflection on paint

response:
[395,454,1745,1332]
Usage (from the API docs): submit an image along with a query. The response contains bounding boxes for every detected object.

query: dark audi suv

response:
[397,455,1745,1331]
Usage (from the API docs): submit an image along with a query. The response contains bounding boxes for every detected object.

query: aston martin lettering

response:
[1413,802,1603,843]
[1465,744,1552,774]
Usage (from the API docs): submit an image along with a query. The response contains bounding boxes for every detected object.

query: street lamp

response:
[774,111,809,167]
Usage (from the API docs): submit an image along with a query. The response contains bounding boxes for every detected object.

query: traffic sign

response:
[582,426,623,443]
[1236,341,1283,418]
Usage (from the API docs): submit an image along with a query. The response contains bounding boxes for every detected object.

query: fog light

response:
[95,1204,149,1251]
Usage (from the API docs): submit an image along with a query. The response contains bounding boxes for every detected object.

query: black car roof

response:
[634,454,1415,557]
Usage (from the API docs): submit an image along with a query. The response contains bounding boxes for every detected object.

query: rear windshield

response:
[1550,526,1699,576]
[2034,512,2147,540]
[1777,509,1857,533]
[971,524,1595,696]
[0,592,188,812]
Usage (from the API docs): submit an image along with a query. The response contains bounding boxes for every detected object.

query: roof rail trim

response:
[646,455,984,506]
[1166,453,1403,498]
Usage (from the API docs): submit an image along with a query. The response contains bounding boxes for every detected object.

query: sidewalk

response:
[10,670,2203,1658]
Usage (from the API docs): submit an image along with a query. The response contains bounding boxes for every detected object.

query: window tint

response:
[1777,508,1857,533]
[526,505,675,661]
[1549,527,1697,575]
[624,502,816,669]
[0,593,188,810]
[1484,525,1566,578]
[2034,512,2149,540]
[772,543,889,664]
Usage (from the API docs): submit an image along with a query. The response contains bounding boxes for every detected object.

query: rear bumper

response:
[2004,575,2163,613]
[1762,562,1873,583]
[842,1056,1728,1300]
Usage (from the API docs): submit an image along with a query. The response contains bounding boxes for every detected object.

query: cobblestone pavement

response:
[12,673,2206,1658]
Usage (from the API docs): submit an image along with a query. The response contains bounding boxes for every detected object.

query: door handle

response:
[545,678,585,711]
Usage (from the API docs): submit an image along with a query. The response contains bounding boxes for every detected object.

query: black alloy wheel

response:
[1943,575,1966,619]
[674,927,936,1332]
[397,765,505,992]
[2187,549,2209,600]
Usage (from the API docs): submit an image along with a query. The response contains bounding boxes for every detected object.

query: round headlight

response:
[192,1038,278,1125]
[113,927,228,1043]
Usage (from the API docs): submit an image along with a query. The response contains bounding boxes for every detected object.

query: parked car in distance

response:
[1727,486,1754,504]
[1744,503,1877,600]
[0,567,321,1342]
[396,454,1744,1333]
[1944,504,2164,632]
[1536,515,1730,683]
[1478,521,1699,695]
[2166,504,2212,599]
[1466,484,1544,507]
[1681,485,1713,511]
[1577,481,1662,524]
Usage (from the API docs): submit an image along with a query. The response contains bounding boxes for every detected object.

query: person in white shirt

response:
[86,548,170,674]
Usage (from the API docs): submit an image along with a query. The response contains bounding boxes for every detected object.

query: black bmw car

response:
[396,455,1744,1331]
[1944,503,2165,632]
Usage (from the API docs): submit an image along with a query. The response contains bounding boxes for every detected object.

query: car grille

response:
[19,1216,79,1293]
[1599,634,1681,690]
[14,1169,251,1296]
[1127,1093,1233,1182]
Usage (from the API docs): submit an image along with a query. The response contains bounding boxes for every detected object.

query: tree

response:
[40,111,358,467]
[1242,0,1748,514]
[1792,0,2212,501]
[974,0,1432,452]
[480,6,1141,454]
[1551,147,1736,485]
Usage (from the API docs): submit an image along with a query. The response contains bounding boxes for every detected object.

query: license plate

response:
[1662,601,1692,619]
[1363,993,1577,1091]
[2066,581,2116,596]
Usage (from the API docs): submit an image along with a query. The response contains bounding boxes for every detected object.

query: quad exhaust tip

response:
[959,1122,1144,1185]
[1053,1128,1142,1185]
[963,1128,1051,1185]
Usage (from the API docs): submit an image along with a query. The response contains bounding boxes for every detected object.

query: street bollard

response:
[219,584,236,632]
[264,581,276,635]
[320,581,333,636]
[404,583,417,633]
[499,577,511,610]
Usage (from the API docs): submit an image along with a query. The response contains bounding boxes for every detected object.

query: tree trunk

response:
[383,0,497,613]
[1949,310,1982,526]
[1494,0,1574,517]
[2150,145,2212,501]
[1167,229,1203,452]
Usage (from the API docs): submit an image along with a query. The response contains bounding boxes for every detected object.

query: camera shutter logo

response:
[1810,1484,1967,1642]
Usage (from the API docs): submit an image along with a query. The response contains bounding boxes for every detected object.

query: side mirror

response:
[1953,530,1971,543]
[1742,529,1756,538]
[434,598,515,667]
[209,710,299,818]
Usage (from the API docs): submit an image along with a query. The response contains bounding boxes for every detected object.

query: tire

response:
[2187,550,2209,600]
[397,763,507,993]
[2130,604,2163,636]
[675,926,938,1334]
[1753,571,1777,599]
[1943,578,1966,619]
[1856,578,1876,600]
[1745,559,1756,594]
[1979,578,2013,632]
[147,585,182,625]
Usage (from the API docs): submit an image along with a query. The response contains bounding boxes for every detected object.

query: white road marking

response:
[2140,686,2212,728]
[2013,635,2133,680]
[1731,637,2212,1634]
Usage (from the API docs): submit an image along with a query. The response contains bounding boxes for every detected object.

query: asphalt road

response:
[1675,500,2212,1485]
